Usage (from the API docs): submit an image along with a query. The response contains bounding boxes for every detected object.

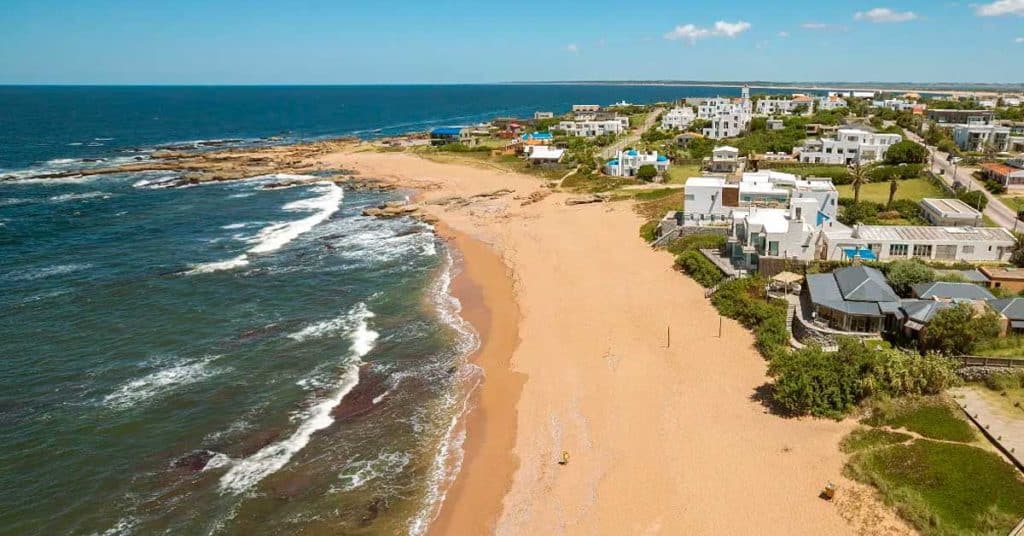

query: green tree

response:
[849,161,872,204]
[887,177,899,209]
[921,303,1002,355]
[884,140,928,165]
[636,164,658,182]
[885,259,935,296]
[958,190,988,211]
[1009,234,1024,268]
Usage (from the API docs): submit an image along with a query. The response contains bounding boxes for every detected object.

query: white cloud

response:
[778,31,790,37]
[1016,36,1024,42]
[801,22,830,29]
[975,0,1024,16]
[854,7,919,22]
[566,43,579,54]
[664,20,751,44]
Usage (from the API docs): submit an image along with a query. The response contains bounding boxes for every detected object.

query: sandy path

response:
[317,148,912,535]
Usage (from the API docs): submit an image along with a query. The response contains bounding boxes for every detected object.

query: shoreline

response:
[426,223,524,535]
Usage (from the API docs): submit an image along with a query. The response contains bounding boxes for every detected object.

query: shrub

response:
[884,259,935,296]
[868,163,924,182]
[984,372,1024,392]
[674,250,724,288]
[957,190,988,211]
[710,277,789,358]
[920,303,1002,355]
[636,164,658,182]
[839,201,883,225]
[639,220,658,242]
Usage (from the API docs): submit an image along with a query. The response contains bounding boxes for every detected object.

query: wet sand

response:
[314,147,913,535]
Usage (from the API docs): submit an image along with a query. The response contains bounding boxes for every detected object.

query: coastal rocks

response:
[362,202,438,224]
[519,190,551,206]
[565,193,611,205]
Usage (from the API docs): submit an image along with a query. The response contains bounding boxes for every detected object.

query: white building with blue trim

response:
[604,149,670,177]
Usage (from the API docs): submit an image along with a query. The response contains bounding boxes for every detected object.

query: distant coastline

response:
[508,80,1024,96]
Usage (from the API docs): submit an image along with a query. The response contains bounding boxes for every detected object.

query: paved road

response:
[600,107,664,159]
[905,130,1020,231]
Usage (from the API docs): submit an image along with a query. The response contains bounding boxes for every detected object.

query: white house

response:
[605,149,670,177]
[755,95,815,116]
[698,87,752,140]
[919,198,983,227]
[683,171,839,225]
[525,145,565,164]
[572,104,600,113]
[873,99,918,112]
[953,123,1013,151]
[661,107,696,131]
[818,95,849,111]
[533,111,554,120]
[820,225,1015,263]
[557,117,628,138]
[708,146,742,173]
[798,129,902,165]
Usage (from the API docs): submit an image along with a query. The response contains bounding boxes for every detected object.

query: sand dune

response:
[318,148,913,535]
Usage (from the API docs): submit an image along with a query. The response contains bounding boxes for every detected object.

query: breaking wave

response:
[103,355,223,410]
[218,303,378,494]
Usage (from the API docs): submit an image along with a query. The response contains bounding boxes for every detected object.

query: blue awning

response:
[843,247,877,260]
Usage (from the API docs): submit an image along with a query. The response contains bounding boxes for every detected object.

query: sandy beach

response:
[315,147,912,535]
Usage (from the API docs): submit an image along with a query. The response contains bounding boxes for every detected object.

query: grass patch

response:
[836,178,947,204]
[846,439,1024,535]
[561,172,638,193]
[863,397,977,443]
[840,427,912,453]
[975,335,1024,358]
[633,190,684,220]
[639,220,658,242]
[999,195,1024,213]
[664,164,703,184]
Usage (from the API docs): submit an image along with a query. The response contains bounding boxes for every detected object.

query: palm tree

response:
[849,161,870,204]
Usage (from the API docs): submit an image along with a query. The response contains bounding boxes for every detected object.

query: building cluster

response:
[604,149,670,178]
[661,167,1013,273]
[695,86,753,140]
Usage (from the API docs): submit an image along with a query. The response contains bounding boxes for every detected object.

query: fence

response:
[957,356,1024,368]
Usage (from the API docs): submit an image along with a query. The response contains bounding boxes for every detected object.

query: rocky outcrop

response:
[362,202,437,224]
[518,190,551,206]
[565,193,610,205]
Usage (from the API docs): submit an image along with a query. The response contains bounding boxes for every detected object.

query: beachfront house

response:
[797,129,902,165]
[683,171,839,225]
[910,281,995,301]
[430,127,476,147]
[605,149,670,178]
[804,265,902,334]
[572,104,600,113]
[557,118,628,138]
[525,146,565,165]
[533,111,554,120]
[817,95,848,111]
[919,198,983,227]
[661,107,696,131]
[819,224,1015,263]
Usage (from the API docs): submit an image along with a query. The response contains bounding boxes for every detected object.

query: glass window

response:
[889,244,908,256]
[962,245,975,254]
[913,244,933,258]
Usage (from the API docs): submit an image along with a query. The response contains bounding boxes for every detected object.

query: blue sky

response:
[1,0,1022,84]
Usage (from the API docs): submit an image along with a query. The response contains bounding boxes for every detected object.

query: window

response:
[868,243,882,255]
[913,244,933,258]
[962,245,975,254]
[889,244,908,256]
[935,244,957,260]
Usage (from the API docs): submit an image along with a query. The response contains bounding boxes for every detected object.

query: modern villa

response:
[820,224,1015,263]
[557,117,628,137]
[798,128,902,165]
[661,107,696,131]
[605,149,670,177]
[805,265,902,333]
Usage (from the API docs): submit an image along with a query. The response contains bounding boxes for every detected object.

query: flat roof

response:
[980,266,1024,281]
[685,177,727,187]
[853,225,1014,243]
[920,198,981,217]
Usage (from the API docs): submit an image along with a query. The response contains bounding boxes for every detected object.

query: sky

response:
[0,0,1022,84]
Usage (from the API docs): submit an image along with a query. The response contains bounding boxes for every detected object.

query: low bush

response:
[665,233,726,256]
[674,250,724,288]
[958,190,988,211]
[436,143,490,153]
[840,427,912,453]
[639,220,658,242]
[984,371,1024,392]
[710,277,789,358]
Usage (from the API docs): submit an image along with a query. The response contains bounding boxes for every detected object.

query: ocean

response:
[0,84,784,535]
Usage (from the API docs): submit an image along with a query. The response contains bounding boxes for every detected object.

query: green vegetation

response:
[958,190,988,211]
[884,140,929,165]
[763,163,852,184]
[836,177,946,205]
[921,303,1002,356]
[632,190,683,220]
[675,250,725,288]
[886,259,937,296]
[846,439,1024,535]
[840,427,912,454]
[639,220,658,242]
[768,340,959,419]
[975,336,1024,358]
[845,396,1024,534]
[664,163,703,184]
[864,397,976,442]
[636,164,658,182]
[709,277,790,359]
[686,137,716,159]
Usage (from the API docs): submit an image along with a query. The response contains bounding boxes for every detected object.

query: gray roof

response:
[853,225,1015,243]
[900,299,956,324]
[835,266,900,303]
[959,269,989,283]
[911,282,995,301]
[990,298,1024,320]
[806,266,900,317]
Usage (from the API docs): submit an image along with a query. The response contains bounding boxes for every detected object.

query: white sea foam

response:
[2,263,93,282]
[218,303,378,494]
[186,183,342,274]
[408,246,483,536]
[334,451,412,493]
[48,191,111,203]
[95,516,137,536]
[103,355,223,410]
[132,175,179,189]
[0,197,33,207]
